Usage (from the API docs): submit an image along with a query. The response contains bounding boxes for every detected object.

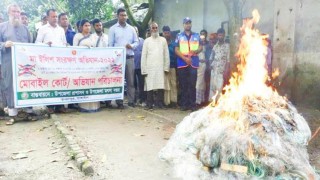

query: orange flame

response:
[213,9,279,129]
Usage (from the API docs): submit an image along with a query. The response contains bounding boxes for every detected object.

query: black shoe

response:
[0,109,5,116]
[27,112,38,121]
[190,106,198,112]
[155,105,163,109]
[144,106,153,111]
[105,101,113,108]
[169,103,178,108]
[180,107,188,111]
[128,102,135,108]
[117,104,124,109]
[68,104,79,109]
[190,107,197,112]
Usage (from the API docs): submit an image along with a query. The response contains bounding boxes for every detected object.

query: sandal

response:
[6,118,14,125]
[14,111,29,121]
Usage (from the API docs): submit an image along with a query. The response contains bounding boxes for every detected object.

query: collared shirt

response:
[92,33,108,47]
[35,23,67,46]
[134,37,144,69]
[65,29,76,46]
[211,42,230,74]
[108,22,138,56]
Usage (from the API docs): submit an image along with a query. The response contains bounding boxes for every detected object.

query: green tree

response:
[67,0,114,23]
[0,0,67,32]
[1,0,115,31]
[121,0,154,37]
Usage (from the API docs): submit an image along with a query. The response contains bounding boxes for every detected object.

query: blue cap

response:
[162,25,171,32]
[183,17,192,24]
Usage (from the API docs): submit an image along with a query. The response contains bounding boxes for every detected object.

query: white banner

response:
[12,43,126,108]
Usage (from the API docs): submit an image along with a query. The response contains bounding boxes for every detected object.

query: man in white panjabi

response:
[141,22,170,110]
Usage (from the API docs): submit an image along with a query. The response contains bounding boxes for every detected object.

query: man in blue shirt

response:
[58,13,75,46]
[108,8,138,108]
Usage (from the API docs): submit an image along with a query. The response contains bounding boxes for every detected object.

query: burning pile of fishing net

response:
[159,93,318,179]
[159,10,319,179]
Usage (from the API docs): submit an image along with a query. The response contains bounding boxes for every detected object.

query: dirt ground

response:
[0,104,319,180]
[0,119,85,180]
[57,107,183,180]
[297,106,320,170]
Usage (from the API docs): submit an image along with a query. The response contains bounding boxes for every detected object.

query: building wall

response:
[242,0,274,38]
[274,0,320,107]
[154,0,273,35]
[154,0,205,33]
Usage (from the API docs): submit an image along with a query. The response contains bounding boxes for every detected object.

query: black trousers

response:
[47,105,64,110]
[147,90,164,108]
[177,66,197,109]
[134,69,146,103]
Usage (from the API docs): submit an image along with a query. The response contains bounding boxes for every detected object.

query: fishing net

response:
[159,9,319,179]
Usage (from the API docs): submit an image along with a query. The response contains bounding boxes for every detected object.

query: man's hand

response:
[184,57,192,65]
[190,50,198,55]
[4,41,13,48]
[125,44,133,49]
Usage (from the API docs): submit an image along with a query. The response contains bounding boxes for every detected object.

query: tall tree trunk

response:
[223,0,245,73]
[121,0,154,38]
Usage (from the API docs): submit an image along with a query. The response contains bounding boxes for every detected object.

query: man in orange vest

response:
[175,17,203,111]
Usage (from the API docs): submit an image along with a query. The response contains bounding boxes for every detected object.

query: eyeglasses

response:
[151,27,158,29]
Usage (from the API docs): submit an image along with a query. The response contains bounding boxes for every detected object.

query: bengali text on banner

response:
[11,43,126,108]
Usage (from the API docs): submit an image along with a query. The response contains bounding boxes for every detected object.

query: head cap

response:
[183,17,192,24]
[162,25,171,32]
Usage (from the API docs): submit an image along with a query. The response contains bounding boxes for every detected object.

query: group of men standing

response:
[0,3,230,125]
[136,17,230,111]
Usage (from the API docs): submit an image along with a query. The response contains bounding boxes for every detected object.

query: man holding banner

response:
[0,4,33,124]
[36,8,67,114]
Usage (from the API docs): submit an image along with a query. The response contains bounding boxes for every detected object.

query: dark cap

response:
[162,25,171,32]
[217,28,225,34]
[183,17,192,24]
